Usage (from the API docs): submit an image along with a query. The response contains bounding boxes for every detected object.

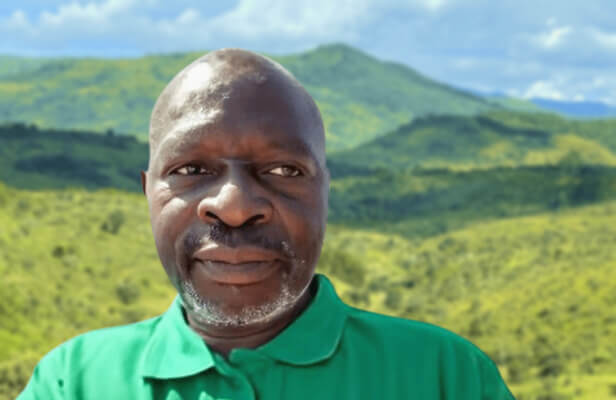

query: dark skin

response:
[141,49,329,356]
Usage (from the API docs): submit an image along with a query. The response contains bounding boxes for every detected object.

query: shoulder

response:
[344,305,477,351]
[341,305,501,372]
[340,306,515,399]
[37,315,162,373]
[18,316,164,400]
[30,316,161,382]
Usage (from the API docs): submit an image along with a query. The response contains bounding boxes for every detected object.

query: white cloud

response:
[0,0,382,53]
[523,80,565,100]
[414,0,450,11]
[536,25,572,49]
[176,8,200,24]
[592,77,606,87]
[452,57,479,70]
[207,0,377,42]
[591,28,616,49]
[39,0,137,26]
[0,0,458,51]
[5,10,29,28]
[600,97,616,106]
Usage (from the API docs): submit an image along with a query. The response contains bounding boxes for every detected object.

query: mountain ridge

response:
[0,43,499,151]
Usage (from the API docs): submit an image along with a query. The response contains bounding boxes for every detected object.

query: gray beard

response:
[179,274,308,329]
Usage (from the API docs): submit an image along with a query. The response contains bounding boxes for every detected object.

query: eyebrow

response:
[152,127,320,173]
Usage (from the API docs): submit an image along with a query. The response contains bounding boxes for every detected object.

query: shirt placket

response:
[212,353,256,400]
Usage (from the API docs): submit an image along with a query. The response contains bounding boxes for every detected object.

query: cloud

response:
[536,25,572,49]
[590,28,616,49]
[5,9,28,27]
[38,0,139,26]
[1,0,460,54]
[412,0,450,11]
[0,0,382,54]
[523,80,566,100]
[209,0,373,40]
[1,0,616,104]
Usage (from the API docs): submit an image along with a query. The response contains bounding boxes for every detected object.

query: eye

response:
[268,165,303,177]
[172,164,215,176]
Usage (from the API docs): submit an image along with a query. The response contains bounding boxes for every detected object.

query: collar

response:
[139,296,215,379]
[255,274,347,366]
[139,274,347,378]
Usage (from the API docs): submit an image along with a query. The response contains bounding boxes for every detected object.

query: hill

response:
[4,120,616,240]
[330,111,616,171]
[0,44,498,151]
[0,183,614,399]
[0,123,146,191]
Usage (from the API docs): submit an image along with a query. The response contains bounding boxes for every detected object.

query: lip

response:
[192,245,283,285]
[193,245,282,265]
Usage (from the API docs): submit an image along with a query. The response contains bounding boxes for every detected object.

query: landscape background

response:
[0,43,615,400]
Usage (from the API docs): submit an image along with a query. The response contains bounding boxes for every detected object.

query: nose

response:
[197,168,273,228]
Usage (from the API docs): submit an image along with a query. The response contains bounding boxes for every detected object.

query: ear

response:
[140,171,147,195]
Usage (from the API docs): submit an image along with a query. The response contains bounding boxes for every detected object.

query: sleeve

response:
[16,348,66,400]
[477,350,517,400]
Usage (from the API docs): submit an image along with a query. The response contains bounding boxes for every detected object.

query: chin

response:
[179,266,313,330]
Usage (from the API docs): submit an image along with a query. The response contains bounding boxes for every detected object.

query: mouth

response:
[191,245,284,285]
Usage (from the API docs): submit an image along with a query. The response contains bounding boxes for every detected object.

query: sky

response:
[1,0,615,104]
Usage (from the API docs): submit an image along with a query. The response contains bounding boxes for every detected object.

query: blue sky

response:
[2,0,615,104]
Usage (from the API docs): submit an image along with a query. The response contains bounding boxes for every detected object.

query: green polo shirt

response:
[18,274,515,399]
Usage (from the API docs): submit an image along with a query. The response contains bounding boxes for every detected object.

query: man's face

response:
[145,62,328,331]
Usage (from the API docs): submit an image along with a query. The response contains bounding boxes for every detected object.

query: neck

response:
[185,282,315,357]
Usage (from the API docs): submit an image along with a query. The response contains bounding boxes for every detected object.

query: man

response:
[19,49,515,399]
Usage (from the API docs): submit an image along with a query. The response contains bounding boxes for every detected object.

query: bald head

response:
[148,48,326,167]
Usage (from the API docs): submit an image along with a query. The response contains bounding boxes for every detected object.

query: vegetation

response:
[330,112,616,171]
[0,44,502,152]
[0,123,146,191]
[1,46,615,399]
[0,182,615,399]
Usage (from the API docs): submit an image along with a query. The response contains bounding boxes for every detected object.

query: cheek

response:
[149,189,194,279]
[150,183,187,233]
[279,195,326,265]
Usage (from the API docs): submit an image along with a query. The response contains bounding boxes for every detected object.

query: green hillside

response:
[1,183,614,400]
[0,123,146,191]
[276,44,497,149]
[0,56,49,79]
[0,44,499,151]
[484,94,544,113]
[4,120,616,240]
[331,112,616,171]
[329,164,616,237]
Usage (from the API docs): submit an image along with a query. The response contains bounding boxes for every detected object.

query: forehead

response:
[151,64,324,166]
[154,114,318,165]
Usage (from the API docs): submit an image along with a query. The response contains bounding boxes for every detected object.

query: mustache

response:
[182,223,296,259]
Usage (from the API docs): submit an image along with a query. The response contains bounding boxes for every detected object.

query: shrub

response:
[115,280,140,305]
[101,210,125,235]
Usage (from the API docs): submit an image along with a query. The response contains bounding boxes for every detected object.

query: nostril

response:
[205,211,220,221]
[202,212,264,228]
[243,214,265,226]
